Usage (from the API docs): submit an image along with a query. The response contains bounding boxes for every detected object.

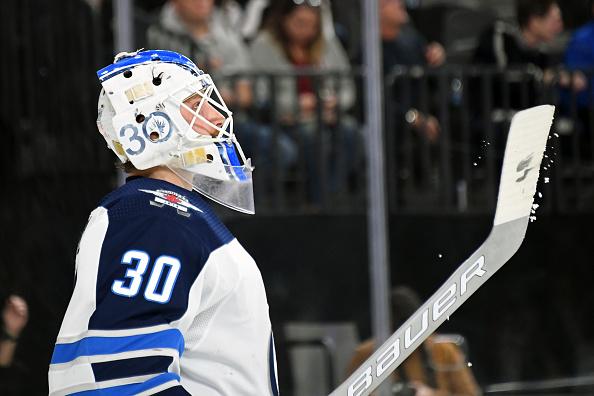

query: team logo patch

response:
[139,189,202,217]
[143,111,172,142]
[515,153,534,182]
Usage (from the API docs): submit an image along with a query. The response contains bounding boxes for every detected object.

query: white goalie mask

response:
[96,50,254,214]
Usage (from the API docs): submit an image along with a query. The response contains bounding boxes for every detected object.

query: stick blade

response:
[493,105,555,226]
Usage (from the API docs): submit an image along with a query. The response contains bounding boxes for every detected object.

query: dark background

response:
[1,0,594,394]
[4,209,593,393]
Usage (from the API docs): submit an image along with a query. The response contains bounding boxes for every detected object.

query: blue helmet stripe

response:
[97,50,202,82]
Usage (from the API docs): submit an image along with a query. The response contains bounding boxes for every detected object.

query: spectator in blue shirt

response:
[564,0,594,108]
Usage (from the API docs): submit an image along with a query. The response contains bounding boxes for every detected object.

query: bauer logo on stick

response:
[346,256,487,396]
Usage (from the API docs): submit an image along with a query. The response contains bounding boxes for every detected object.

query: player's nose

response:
[198,101,225,137]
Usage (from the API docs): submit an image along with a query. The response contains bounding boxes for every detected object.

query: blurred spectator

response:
[380,0,442,143]
[564,0,594,108]
[473,0,585,121]
[148,0,298,183]
[473,0,563,70]
[241,0,271,41]
[347,286,480,396]
[329,0,362,61]
[473,0,564,114]
[0,295,28,367]
[250,0,355,122]
[249,0,360,203]
[213,0,245,32]
[147,0,252,107]
[241,0,340,44]
[380,0,446,73]
[0,295,28,393]
[561,0,594,161]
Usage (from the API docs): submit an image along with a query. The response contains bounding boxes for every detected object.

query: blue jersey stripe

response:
[69,372,180,396]
[51,329,184,364]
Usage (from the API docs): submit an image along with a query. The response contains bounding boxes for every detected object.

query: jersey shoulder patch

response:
[98,177,234,248]
[138,188,203,217]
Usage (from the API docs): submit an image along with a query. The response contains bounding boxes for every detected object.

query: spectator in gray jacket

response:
[249,0,355,125]
[148,0,298,182]
[248,0,360,203]
[147,0,252,108]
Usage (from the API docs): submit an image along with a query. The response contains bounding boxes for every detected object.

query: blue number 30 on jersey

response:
[111,250,181,304]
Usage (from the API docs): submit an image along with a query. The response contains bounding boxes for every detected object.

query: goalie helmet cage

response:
[329,105,555,396]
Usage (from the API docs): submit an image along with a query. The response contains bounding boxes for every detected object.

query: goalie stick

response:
[329,105,555,396]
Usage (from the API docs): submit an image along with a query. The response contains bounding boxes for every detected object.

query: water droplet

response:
[467,362,473,367]
[538,192,543,198]
[438,254,443,258]
[544,177,550,184]
[473,162,477,166]
[554,133,559,138]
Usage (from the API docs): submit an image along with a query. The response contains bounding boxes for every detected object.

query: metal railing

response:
[385,65,594,215]
[216,66,594,215]
[134,5,594,215]
[5,0,594,216]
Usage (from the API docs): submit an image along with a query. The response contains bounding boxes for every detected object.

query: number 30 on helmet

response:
[96,49,255,214]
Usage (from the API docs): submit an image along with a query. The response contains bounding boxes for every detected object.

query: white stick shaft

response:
[329,105,555,396]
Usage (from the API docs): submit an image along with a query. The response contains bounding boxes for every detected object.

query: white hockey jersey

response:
[48,176,278,395]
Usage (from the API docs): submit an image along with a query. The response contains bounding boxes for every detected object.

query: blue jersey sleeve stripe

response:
[69,372,181,396]
[51,329,184,365]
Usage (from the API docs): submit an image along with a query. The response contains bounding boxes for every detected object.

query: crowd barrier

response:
[214,66,594,215]
[3,1,594,216]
